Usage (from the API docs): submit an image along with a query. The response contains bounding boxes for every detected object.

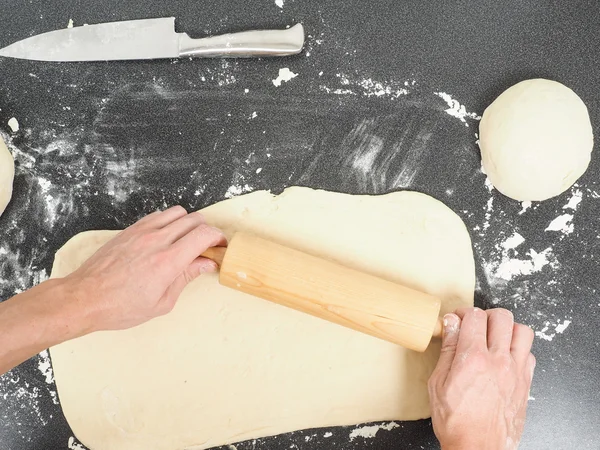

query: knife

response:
[0,18,305,62]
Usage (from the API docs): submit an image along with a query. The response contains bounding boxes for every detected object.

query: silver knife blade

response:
[0,18,304,62]
[0,18,179,61]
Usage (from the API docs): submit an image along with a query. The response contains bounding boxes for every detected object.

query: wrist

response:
[37,277,98,340]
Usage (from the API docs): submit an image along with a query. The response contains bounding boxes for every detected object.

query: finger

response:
[456,307,488,354]
[511,323,535,368]
[526,353,536,383]
[431,313,462,385]
[160,257,219,310]
[128,206,188,232]
[159,211,208,244]
[486,308,514,353]
[167,223,227,270]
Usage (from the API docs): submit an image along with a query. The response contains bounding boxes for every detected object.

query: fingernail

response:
[443,313,460,334]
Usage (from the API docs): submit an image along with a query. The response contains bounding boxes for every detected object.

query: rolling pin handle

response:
[201,247,227,266]
[432,317,443,339]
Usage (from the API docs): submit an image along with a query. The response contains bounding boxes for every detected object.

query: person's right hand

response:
[428,307,535,450]
[63,206,227,332]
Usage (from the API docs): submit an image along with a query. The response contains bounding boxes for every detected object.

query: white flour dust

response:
[563,188,582,210]
[272,68,298,87]
[349,422,399,441]
[225,183,253,199]
[434,92,482,127]
[544,188,583,235]
[535,319,572,342]
[198,60,238,87]
[519,201,532,215]
[8,117,19,132]
[545,214,574,234]
[320,73,412,98]
[483,227,560,283]
[68,436,86,450]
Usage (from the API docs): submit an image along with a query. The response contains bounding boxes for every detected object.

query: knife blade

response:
[0,18,305,62]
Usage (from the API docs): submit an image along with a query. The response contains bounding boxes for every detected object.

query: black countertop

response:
[0,1,599,449]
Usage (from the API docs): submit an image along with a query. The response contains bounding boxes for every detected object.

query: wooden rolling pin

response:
[201,232,443,352]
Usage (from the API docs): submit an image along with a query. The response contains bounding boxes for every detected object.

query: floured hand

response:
[428,307,535,450]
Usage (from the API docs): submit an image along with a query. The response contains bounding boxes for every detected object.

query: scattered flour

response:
[349,422,399,441]
[275,0,284,8]
[501,232,525,250]
[434,92,482,127]
[68,436,86,450]
[493,248,555,281]
[272,68,298,87]
[519,201,532,215]
[535,319,572,341]
[8,117,19,132]
[545,214,574,234]
[37,350,54,385]
[224,184,253,199]
[320,73,410,98]
[323,432,333,438]
[563,189,583,210]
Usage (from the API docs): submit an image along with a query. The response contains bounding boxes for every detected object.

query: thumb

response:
[433,313,462,383]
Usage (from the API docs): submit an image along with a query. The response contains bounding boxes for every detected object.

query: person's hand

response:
[64,206,227,332]
[428,307,535,450]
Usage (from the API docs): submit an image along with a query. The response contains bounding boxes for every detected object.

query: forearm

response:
[0,279,93,374]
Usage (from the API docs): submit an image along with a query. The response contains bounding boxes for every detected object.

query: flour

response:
[493,248,555,281]
[535,319,572,341]
[349,422,399,441]
[8,117,19,132]
[37,350,54,385]
[357,78,408,98]
[323,432,333,438]
[272,68,298,87]
[68,436,86,450]
[434,92,482,127]
[0,369,56,440]
[275,0,284,8]
[225,184,253,199]
[501,232,525,250]
[320,73,410,98]
[563,188,583,210]
[67,18,74,28]
[519,201,532,215]
[545,214,574,234]
[555,319,571,334]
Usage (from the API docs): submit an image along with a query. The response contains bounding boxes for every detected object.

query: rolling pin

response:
[201,232,443,352]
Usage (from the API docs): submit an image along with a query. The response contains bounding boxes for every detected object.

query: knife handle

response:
[178,23,304,58]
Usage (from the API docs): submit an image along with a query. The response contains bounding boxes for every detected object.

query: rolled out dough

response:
[0,135,14,217]
[50,187,474,450]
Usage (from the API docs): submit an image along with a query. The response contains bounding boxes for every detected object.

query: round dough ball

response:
[479,79,594,201]
[0,135,15,217]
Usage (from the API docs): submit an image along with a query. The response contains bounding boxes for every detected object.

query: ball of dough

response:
[0,135,15,217]
[479,79,594,201]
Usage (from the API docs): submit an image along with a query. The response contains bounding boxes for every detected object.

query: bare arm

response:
[0,206,226,375]
[0,279,92,374]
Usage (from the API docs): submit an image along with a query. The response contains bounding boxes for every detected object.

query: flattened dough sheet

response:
[50,187,474,450]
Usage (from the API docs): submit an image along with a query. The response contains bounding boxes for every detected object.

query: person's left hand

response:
[63,206,227,332]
